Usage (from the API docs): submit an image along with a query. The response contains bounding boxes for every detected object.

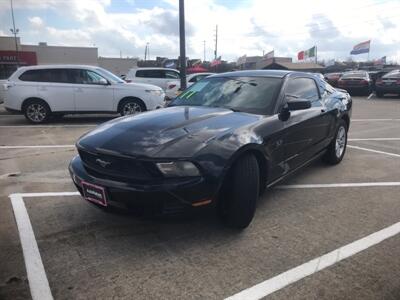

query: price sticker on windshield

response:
[180,81,209,99]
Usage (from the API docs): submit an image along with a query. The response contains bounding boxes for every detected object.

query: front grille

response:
[78,149,160,182]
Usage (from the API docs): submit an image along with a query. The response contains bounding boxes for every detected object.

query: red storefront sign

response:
[0,51,37,65]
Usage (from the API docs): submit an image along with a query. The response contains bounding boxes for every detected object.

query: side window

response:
[285,78,320,101]
[84,70,107,84]
[136,69,165,78]
[135,70,147,78]
[46,69,69,83]
[19,70,44,82]
[165,70,180,79]
[68,69,107,84]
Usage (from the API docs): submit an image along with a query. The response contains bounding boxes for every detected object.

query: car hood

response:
[78,106,261,158]
[115,82,162,91]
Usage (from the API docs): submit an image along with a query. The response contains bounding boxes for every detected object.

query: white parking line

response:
[347,145,400,158]
[277,182,400,189]
[348,138,400,141]
[0,145,75,149]
[352,119,400,122]
[10,194,54,300]
[225,221,400,300]
[10,183,400,300]
[0,125,97,128]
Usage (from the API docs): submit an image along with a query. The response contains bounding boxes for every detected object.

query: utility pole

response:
[214,25,218,60]
[144,44,147,61]
[179,0,187,90]
[10,0,20,67]
[203,40,206,62]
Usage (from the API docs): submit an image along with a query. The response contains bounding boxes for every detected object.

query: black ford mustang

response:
[69,70,352,228]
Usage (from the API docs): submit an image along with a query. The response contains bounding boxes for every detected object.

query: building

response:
[257,57,324,72]
[236,56,263,70]
[0,36,138,79]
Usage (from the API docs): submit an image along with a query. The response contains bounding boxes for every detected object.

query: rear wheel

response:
[23,99,51,124]
[376,91,384,98]
[119,98,145,116]
[217,154,259,229]
[323,119,348,165]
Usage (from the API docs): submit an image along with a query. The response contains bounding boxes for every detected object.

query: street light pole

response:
[179,0,187,90]
[10,0,20,67]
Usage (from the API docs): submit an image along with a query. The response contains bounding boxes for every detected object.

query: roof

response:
[260,60,324,71]
[17,64,99,70]
[131,67,179,72]
[212,70,293,78]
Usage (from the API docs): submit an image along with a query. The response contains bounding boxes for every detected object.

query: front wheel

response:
[23,100,51,124]
[119,99,145,116]
[217,154,259,229]
[322,119,348,165]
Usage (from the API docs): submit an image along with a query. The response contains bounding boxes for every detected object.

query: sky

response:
[0,0,399,63]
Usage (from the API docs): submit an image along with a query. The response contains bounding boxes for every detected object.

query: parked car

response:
[0,79,7,104]
[324,72,342,87]
[165,72,215,100]
[337,71,372,95]
[69,70,352,229]
[375,69,400,97]
[125,67,180,90]
[2,65,165,123]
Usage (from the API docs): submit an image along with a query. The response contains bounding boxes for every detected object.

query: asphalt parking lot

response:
[0,96,399,300]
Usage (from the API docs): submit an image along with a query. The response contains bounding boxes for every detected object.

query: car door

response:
[135,69,166,89]
[70,69,114,112]
[20,69,75,112]
[164,70,180,90]
[280,76,331,171]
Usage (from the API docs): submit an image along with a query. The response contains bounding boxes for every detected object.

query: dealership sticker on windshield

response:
[180,81,209,99]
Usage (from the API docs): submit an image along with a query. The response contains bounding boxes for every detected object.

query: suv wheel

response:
[323,119,348,165]
[23,100,51,124]
[119,99,145,116]
[218,154,259,229]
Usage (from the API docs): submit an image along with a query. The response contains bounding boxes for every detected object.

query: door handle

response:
[75,87,83,92]
[38,86,47,91]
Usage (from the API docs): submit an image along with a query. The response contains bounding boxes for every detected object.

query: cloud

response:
[1,0,399,63]
[28,16,44,28]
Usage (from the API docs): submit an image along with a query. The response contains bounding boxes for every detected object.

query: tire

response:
[376,91,384,98]
[218,154,260,229]
[322,119,348,165]
[119,98,146,116]
[23,99,51,124]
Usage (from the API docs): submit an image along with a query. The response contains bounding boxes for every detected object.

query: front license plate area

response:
[82,181,108,206]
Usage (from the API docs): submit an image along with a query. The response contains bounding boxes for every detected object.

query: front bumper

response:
[69,155,216,214]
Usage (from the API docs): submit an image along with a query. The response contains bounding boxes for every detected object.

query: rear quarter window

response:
[19,70,44,82]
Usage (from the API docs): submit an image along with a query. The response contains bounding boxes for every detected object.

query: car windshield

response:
[170,76,282,115]
[95,68,125,83]
[341,72,367,79]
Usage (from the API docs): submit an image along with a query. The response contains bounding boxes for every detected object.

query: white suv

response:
[2,65,165,123]
[125,68,180,90]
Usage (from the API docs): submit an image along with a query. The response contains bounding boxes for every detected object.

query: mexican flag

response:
[298,46,316,60]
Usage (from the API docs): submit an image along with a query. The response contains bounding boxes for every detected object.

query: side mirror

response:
[287,99,311,111]
[98,78,109,85]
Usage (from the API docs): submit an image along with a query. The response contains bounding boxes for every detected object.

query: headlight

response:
[146,89,163,96]
[156,161,200,177]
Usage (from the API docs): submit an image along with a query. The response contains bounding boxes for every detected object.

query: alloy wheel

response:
[26,103,47,122]
[122,102,142,116]
[335,126,346,158]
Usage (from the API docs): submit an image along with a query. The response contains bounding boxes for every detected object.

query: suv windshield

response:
[96,68,125,83]
[170,76,282,114]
